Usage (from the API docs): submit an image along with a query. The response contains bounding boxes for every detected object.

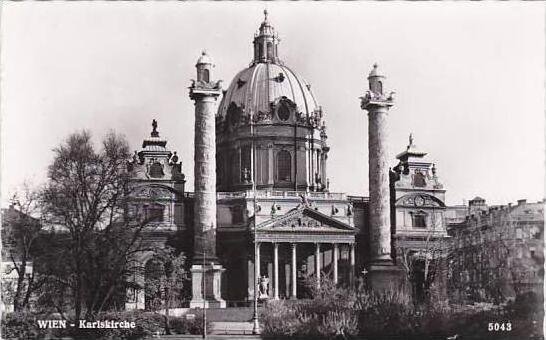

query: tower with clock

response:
[390,134,449,299]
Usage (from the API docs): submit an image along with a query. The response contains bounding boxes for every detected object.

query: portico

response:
[251,206,356,299]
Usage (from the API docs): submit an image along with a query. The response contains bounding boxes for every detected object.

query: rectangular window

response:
[412,213,427,228]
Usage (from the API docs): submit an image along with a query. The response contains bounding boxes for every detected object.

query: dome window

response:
[277,150,291,182]
[277,101,291,121]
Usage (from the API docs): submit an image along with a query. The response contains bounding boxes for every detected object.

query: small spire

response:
[409,133,414,147]
[264,9,268,22]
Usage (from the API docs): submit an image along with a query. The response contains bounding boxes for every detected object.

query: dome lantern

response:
[253,10,281,65]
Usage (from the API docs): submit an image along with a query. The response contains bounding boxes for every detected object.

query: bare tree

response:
[2,185,44,312]
[40,130,156,320]
[398,208,448,304]
[145,246,187,333]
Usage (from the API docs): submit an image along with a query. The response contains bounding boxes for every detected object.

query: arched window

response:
[277,150,291,182]
[267,42,273,59]
[258,43,264,59]
[202,69,210,83]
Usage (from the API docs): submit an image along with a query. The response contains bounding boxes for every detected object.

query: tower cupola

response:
[368,63,386,96]
[253,10,281,64]
[196,50,215,83]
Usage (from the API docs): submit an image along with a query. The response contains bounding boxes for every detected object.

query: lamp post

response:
[251,110,260,335]
[193,232,209,339]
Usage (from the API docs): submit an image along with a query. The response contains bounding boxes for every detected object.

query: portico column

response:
[290,243,297,299]
[256,242,261,292]
[349,243,355,285]
[333,243,339,284]
[273,242,279,300]
[315,243,321,289]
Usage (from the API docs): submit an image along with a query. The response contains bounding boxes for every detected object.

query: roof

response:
[196,50,214,65]
[218,62,320,118]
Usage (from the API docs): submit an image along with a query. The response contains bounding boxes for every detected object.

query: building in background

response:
[447,198,544,303]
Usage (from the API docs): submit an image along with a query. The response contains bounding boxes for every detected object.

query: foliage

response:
[261,276,358,339]
[1,311,45,339]
[2,310,214,339]
[169,310,211,335]
[261,278,544,339]
[144,247,188,313]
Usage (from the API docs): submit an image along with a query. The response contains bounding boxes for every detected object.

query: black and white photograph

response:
[0,2,544,339]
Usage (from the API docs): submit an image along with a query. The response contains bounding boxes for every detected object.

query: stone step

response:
[210,321,255,335]
[191,307,255,322]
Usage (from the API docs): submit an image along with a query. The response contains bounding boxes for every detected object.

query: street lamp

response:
[194,232,209,339]
[250,107,260,335]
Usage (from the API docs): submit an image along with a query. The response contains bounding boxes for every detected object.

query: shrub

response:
[2,311,46,339]
[169,310,210,335]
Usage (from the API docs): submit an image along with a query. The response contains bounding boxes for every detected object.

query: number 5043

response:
[488,322,512,331]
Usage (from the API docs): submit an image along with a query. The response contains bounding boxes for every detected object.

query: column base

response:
[190,263,226,309]
[366,260,404,292]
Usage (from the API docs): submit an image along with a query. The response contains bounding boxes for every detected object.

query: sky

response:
[1,2,544,206]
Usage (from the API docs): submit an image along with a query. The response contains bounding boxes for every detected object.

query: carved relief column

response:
[290,243,297,299]
[361,64,395,264]
[315,243,321,289]
[333,243,339,284]
[273,242,279,300]
[189,51,226,308]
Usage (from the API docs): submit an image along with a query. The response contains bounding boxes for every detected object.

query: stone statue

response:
[242,168,251,183]
[258,275,269,300]
[299,194,310,207]
[170,151,179,165]
[152,119,158,137]
[347,203,353,216]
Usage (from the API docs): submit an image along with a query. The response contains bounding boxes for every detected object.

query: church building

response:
[125,11,451,309]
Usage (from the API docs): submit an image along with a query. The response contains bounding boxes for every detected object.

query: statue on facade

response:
[242,167,251,183]
[170,151,179,165]
[258,275,269,300]
[151,119,159,137]
[299,194,310,207]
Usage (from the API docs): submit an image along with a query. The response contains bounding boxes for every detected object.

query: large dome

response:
[215,11,329,193]
[218,63,319,118]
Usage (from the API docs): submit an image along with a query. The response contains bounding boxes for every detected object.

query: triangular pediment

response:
[256,206,355,233]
